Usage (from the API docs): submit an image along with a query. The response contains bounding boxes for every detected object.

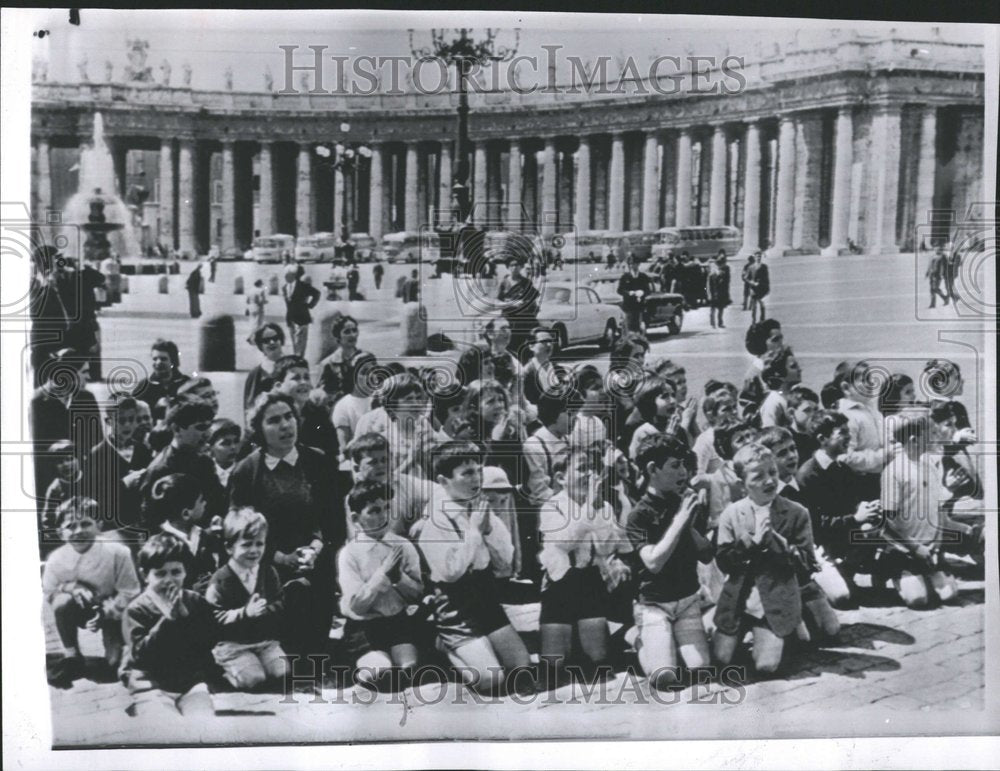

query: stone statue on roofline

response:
[160,59,172,87]
[225,66,234,91]
[104,60,114,82]
[77,57,89,82]
[182,61,192,87]
[264,66,274,92]
[124,38,153,82]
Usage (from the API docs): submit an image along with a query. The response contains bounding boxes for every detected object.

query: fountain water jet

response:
[61,112,142,259]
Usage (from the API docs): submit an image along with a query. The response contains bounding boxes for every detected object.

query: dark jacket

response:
[120,589,220,694]
[205,562,285,644]
[83,438,153,532]
[796,456,871,557]
[283,280,321,325]
[714,495,816,638]
[616,270,654,311]
[140,443,227,527]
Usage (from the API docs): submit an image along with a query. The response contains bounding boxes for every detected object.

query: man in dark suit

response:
[282,265,321,356]
[616,253,654,335]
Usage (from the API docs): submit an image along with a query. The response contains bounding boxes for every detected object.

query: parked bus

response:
[651,226,742,261]
[558,230,610,263]
[252,234,296,263]
[294,232,338,263]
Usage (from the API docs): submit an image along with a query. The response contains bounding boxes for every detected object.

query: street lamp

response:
[315,134,371,253]
[408,28,520,226]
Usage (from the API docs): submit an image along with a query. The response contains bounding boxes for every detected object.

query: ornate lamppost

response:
[315,127,371,260]
[408,28,519,227]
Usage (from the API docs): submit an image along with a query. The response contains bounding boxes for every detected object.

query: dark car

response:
[586,270,685,335]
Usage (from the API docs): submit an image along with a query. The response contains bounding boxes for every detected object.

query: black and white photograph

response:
[1,7,997,769]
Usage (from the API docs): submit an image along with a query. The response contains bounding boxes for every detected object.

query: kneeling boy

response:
[338,480,424,690]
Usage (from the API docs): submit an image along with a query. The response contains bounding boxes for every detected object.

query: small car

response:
[586,270,685,336]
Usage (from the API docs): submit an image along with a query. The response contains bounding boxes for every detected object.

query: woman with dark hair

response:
[319,315,366,401]
[228,391,338,655]
[243,323,285,413]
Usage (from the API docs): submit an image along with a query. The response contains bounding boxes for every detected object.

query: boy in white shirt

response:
[416,441,532,694]
[338,480,424,691]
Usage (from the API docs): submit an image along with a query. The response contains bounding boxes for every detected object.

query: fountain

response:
[81,188,123,263]
[61,112,141,260]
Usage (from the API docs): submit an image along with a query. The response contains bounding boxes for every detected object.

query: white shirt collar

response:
[161,521,202,554]
[264,446,299,470]
[781,477,800,492]
[146,587,175,618]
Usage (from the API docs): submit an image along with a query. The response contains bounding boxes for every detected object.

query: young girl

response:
[148,473,226,594]
[539,444,630,688]
[628,376,680,461]
[706,258,730,329]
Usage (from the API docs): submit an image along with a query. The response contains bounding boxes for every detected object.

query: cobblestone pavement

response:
[45,563,987,747]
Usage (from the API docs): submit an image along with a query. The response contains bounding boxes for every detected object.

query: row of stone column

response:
[32,102,939,257]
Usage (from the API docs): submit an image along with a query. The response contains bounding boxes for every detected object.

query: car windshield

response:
[543,287,572,304]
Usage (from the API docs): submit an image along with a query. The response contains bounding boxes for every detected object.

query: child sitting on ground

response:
[626,434,714,690]
[538,444,628,688]
[43,498,141,683]
[416,441,532,694]
[337,480,424,691]
[758,426,840,641]
[205,508,289,690]
[796,410,882,608]
[713,444,817,676]
[879,409,965,609]
[120,532,219,717]
[147,473,226,593]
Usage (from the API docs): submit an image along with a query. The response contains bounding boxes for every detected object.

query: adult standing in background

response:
[944,245,962,304]
[282,265,321,357]
[747,251,771,324]
[925,246,949,308]
[185,264,203,319]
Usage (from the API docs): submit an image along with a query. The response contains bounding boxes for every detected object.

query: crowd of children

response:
[33,308,984,717]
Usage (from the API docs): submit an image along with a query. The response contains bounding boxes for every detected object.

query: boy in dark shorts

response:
[338,480,424,691]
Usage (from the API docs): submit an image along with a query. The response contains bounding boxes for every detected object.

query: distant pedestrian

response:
[208,252,218,283]
[925,246,949,308]
[944,246,961,303]
[707,259,731,329]
[282,266,321,356]
[347,265,362,301]
[186,265,203,319]
[747,252,770,324]
[245,278,268,343]
[741,254,755,310]
[401,269,420,304]
[372,262,384,291]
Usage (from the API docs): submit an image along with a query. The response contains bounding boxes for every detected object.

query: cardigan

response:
[205,562,285,644]
[120,589,220,694]
[714,494,816,638]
